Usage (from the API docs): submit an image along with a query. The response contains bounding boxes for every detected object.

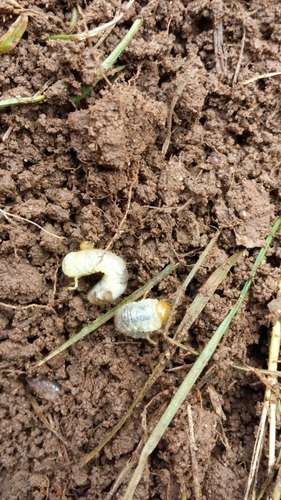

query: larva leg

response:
[163,335,190,351]
[145,331,157,346]
[67,277,79,290]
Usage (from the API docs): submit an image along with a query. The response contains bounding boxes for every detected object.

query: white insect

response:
[114,298,171,339]
[62,243,128,304]
[27,377,61,402]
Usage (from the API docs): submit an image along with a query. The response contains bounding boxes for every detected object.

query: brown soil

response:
[1,0,281,498]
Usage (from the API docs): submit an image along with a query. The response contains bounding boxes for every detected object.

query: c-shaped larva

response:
[114,298,171,338]
[62,244,128,304]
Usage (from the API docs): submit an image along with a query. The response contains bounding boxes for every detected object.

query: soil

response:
[1,0,281,499]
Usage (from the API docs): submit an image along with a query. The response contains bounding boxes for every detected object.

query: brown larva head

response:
[156,301,171,324]
[79,241,95,251]
[87,288,113,305]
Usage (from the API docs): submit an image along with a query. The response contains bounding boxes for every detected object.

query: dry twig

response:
[212,0,227,74]
[162,74,189,156]
[187,404,202,500]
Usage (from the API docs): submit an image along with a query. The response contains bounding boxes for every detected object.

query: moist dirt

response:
[0,0,281,499]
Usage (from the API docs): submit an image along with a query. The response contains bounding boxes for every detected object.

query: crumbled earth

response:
[1,0,281,498]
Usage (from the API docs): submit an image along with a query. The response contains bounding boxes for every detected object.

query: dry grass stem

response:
[162,73,189,155]
[232,24,246,95]
[244,277,281,499]
[61,0,136,42]
[27,393,71,447]
[212,0,227,74]
[243,72,281,85]
[2,125,14,142]
[267,279,281,473]
[187,404,202,500]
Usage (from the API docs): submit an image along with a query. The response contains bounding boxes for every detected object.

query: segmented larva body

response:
[62,246,128,304]
[27,377,61,402]
[114,299,171,338]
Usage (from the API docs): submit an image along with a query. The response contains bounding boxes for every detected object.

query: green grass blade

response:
[99,18,142,73]
[0,95,45,109]
[71,17,142,103]
[49,34,75,41]
[0,14,28,55]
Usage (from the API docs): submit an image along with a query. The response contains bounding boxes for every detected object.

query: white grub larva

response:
[62,242,128,304]
[114,298,171,339]
[27,377,61,402]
